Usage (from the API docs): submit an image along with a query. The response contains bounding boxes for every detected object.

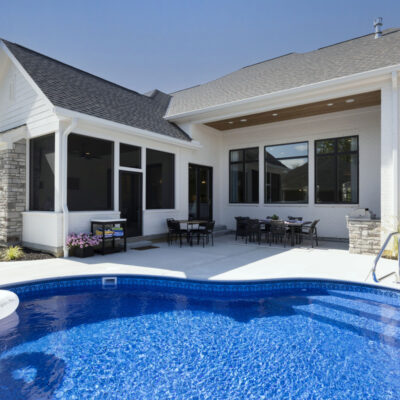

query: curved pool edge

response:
[2,274,400,302]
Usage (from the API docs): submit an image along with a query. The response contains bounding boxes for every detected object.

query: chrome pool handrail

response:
[371,232,400,283]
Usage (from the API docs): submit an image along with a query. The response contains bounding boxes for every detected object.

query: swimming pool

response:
[0,276,399,399]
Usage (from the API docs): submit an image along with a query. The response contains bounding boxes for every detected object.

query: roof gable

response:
[2,40,190,141]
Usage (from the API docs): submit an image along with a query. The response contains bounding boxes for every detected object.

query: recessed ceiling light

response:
[240,118,247,122]
[327,103,334,106]
[272,113,278,116]
[345,98,355,103]
[228,121,234,124]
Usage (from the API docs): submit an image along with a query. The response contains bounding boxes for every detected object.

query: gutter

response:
[165,63,400,122]
[54,107,202,150]
[61,119,77,257]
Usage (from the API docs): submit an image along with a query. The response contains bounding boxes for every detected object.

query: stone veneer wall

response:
[0,139,26,245]
[347,218,381,255]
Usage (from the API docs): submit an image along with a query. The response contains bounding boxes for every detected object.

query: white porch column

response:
[380,73,400,241]
[258,145,264,205]
[114,140,119,212]
[54,128,62,212]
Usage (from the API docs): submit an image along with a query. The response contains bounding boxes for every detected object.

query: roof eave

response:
[166,63,400,122]
[53,106,202,150]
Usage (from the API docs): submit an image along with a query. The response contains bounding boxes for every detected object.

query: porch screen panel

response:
[30,133,55,211]
[67,134,113,211]
[315,136,358,204]
[146,149,175,209]
[229,148,259,203]
[264,142,308,203]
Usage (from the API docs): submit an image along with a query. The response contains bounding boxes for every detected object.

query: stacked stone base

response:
[0,139,26,246]
[347,218,381,255]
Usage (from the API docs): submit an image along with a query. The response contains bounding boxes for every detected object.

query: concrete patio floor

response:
[0,234,398,289]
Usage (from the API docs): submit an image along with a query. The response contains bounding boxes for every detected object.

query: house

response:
[1,23,399,257]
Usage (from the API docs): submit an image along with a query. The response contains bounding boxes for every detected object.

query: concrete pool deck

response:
[0,235,399,289]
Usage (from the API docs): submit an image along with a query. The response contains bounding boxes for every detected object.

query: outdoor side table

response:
[91,218,127,255]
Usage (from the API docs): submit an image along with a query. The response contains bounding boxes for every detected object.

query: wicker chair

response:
[246,219,262,244]
[167,219,188,247]
[300,219,320,248]
[269,220,289,247]
[287,216,303,244]
[193,220,215,247]
[235,217,250,240]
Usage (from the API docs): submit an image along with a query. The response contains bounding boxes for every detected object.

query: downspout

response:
[61,119,77,257]
[392,71,399,228]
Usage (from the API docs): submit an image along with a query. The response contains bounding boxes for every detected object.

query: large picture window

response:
[67,134,113,211]
[29,133,55,211]
[265,142,308,203]
[315,136,358,204]
[146,149,175,209]
[229,148,259,203]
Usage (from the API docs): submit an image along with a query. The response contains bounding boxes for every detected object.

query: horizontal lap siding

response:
[0,61,58,134]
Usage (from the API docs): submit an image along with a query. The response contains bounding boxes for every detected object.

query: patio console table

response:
[91,218,127,255]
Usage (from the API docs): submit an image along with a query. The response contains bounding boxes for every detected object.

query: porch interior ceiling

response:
[205,90,381,131]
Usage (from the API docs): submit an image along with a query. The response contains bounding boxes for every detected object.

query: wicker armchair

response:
[300,220,320,248]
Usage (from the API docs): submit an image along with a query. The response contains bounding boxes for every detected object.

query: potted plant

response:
[66,233,102,258]
[271,214,280,221]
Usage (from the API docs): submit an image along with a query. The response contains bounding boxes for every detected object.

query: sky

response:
[1,0,400,94]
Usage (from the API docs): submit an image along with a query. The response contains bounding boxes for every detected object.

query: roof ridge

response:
[317,27,400,50]
[1,39,148,99]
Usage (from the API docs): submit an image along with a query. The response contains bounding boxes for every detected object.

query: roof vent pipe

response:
[374,17,383,38]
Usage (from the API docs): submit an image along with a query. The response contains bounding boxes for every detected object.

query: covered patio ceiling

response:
[205,90,381,131]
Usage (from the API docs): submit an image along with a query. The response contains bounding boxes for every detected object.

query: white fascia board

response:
[166,63,400,122]
[53,106,202,150]
[0,40,54,110]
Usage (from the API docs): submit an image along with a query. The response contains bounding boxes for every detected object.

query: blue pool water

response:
[0,277,400,399]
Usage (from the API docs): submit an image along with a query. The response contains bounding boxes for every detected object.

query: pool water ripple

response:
[0,279,399,399]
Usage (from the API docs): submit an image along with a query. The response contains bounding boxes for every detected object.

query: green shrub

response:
[2,245,24,261]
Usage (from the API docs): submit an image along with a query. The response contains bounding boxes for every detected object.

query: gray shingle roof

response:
[2,40,191,141]
[167,28,400,117]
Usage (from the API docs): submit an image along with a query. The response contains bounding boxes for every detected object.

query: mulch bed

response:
[0,247,54,262]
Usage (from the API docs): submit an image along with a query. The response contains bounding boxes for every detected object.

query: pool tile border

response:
[3,275,400,303]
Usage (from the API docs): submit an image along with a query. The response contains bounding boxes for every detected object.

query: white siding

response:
[0,50,58,135]
[219,106,381,239]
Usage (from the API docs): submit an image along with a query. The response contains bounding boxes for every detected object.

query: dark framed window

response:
[120,143,141,169]
[146,149,174,209]
[29,133,55,211]
[265,142,308,203]
[229,147,259,203]
[315,136,358,204]
[67,134,113,211]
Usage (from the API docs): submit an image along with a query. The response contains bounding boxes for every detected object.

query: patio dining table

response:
[177,220,208,230]
[259,219,308,246]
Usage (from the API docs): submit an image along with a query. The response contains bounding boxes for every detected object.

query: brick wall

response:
[347,218,381,255]
[0,139,26,245]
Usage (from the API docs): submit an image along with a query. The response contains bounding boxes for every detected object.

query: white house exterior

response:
[1,27,400,256]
